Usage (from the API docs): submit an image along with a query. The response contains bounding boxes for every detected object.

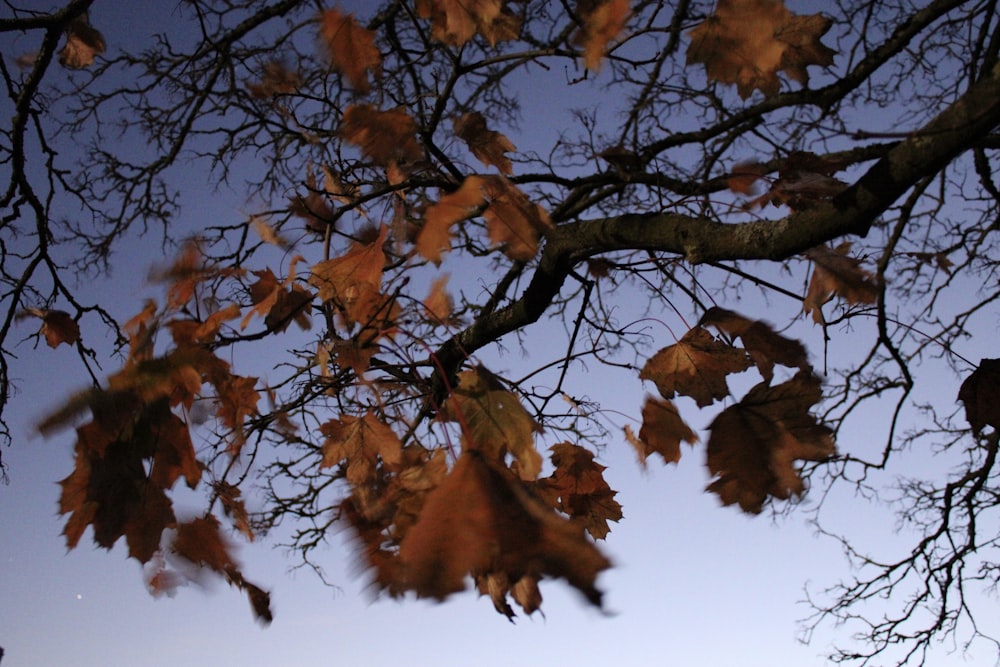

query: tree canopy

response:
[3,0,1000,664]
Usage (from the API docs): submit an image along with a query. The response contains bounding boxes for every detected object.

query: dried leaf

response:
[802,243,878,324]
[59,14,105,69]
[482,177,552,261]
[416,176,488,264]
[454,112,517,175]
[387,451,610,609]
[575,0,631,71]
[958,358,1000,435]
[700,307,809,381]
[535,442,623,540]
[320,412,404,485]
[341,105,422,167]
[246,61,301,99]
[686,0,834,99]
[640,326,752,407]
[423,274,454,322]
[706,371,835,513]
[319,9,382,92]
[444,367,543,481]
[629,396,699,466]
[415,0,507,46]
[308,225,388,327]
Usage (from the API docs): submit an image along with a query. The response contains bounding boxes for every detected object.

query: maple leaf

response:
[686,0,835,99]
[803,243,879,324]
[482,177,552,261]
[627,396,699,466]
[59,13,105,69]
[700,307,809,382]
[289,168,335,235]
[308,225,388,327]
[415,0,511,46]
[172,515,238,572]
[444,367,543,481]
[574,0,631,71]
[245,61,301,99]
[423,274,454,323]
[387,451,611,609]
[454,112,517,175]
[18,308,80,348]
[215,482,254,541]
[242,264,313,333]
[319,9,382,92]
[416,176,488,264]
[640,326,752,407]
[320,412,404,485]
[214,374,260,451]
[535,443,623,540]
[340,105,423,167]
[726,161,769,194]
[958,358,1000,435]
[147,410,201,490]
[706,371,835,513]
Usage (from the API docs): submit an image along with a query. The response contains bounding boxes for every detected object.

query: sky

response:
[1,2,999,667]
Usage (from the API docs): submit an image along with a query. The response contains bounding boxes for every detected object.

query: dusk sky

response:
[2,2,999,666]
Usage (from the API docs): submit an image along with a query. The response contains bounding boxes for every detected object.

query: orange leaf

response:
[700,307,809,382]
[628,396,698,466]
[454,112,516,175]
[172,515,238,572]
[308,225,388,327]
[535,443,623,540]
[318,9,382,92]
[245,60,301,99]
[340,105,422,167]
[58,14,105,69]
[802,243,878,324]
[416,176,488,264]
[415,0,508,46]
[320,412,404,485]
[706,371,835,513]
[482,177,552,261]
[686,0,834,99]
[444,367,543,480]
[423,274,454,322]
[388,451,611,608]
[575,0,631,72]
[640,326,752,407]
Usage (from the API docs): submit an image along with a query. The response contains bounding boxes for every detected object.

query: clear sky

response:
[1,2,998,667]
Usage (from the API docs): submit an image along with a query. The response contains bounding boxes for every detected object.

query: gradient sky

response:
[1,2,998,666]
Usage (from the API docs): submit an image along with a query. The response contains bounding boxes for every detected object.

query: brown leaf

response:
[958,358,1000,435]
[416,176,488,264]
[19,308,80,348]
[727,161,769,194]
[340,105,423,167]
[308,225,388,327]
[444,367,543,481]
[482,177,552,261]
[320,412,404,485]
[802,244,878,323]
[172,516,238,573]
[388,451,611,609]
[535,442,623,540]
[415,0,508,46]
[319,9,382,92]
[686,0,834,99]
[700,307,809,381]
[628,396,699,466]
[246,61,301,99]
[706,371,835,513]
[454,112,517,175]
[640,326,752,407]
[423,274,454,323]
[59,14,105,69]
[575,0,631,71]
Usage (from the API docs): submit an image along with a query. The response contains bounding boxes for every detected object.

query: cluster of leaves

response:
[7,0,1000,663]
